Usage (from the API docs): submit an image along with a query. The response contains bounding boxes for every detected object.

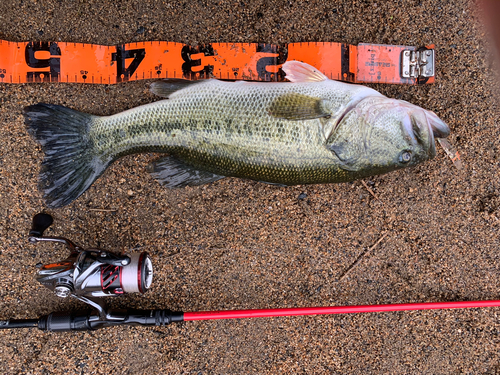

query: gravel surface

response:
[1,0,499,374]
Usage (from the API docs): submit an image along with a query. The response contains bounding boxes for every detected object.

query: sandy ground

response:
[0,0,499,374]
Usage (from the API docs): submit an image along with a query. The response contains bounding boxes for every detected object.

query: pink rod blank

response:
[183,300,500,321]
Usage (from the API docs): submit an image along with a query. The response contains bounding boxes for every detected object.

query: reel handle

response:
[29,213,53,238]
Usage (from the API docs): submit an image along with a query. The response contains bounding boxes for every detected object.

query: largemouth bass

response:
[25,61,449,208]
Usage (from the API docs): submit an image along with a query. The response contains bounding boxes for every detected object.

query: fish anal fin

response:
[149,156,225,188]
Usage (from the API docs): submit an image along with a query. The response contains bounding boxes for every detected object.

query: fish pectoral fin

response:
[282,61,329,83]
[269,93,332,120]
[150,79,203,98]
[148,156,225,188]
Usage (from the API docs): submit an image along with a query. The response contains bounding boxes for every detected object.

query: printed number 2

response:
[256,44,287,81]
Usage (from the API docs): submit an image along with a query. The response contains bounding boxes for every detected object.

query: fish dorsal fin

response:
[282,61,329,83]
[150,79,202,98]
[269,93,332,120]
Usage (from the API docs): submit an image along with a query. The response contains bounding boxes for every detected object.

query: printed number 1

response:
[112,46,146,82]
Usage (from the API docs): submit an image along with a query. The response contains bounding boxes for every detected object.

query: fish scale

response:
[92,80,357,174]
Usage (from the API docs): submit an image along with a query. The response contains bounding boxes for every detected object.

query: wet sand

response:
[0,0,499,373]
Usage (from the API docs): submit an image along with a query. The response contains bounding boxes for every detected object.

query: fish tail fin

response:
[24,104,105,208]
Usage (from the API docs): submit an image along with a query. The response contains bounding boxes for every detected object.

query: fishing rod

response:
[1,213,499,332]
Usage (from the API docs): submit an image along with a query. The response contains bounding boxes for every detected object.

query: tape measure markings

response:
[0,40,435,85]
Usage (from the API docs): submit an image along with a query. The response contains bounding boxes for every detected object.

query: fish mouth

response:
[425,109,450,139]
[401,104,450,158]
[424,118,437,158]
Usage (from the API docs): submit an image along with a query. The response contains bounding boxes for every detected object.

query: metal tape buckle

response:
[401,49,434,78]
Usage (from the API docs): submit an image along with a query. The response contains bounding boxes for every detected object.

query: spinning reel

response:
[31,213,153,300]
[1,213,182,332]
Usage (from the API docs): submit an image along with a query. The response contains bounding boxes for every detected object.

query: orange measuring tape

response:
[0,40,435,85]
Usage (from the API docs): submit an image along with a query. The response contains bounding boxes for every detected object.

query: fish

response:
[24,61,450,208]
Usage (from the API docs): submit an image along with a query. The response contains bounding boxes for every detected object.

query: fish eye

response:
[399,151,412,163]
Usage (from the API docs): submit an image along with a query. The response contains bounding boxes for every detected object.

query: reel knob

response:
[29,213,54,238]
